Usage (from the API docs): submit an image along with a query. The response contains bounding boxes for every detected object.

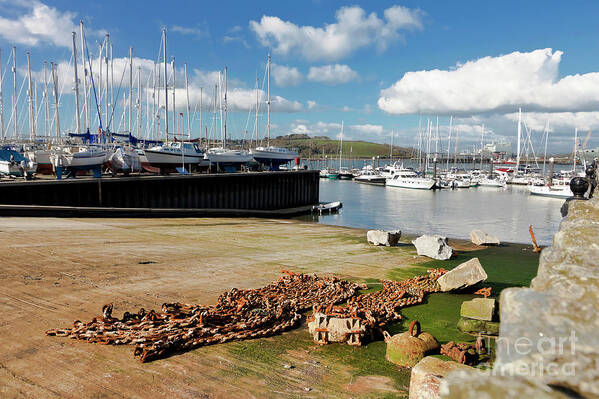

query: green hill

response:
[262,134,415,159]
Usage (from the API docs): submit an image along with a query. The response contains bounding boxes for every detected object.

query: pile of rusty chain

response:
[440,337,486,365]
[46,271,359,362]
[310,268,447,337]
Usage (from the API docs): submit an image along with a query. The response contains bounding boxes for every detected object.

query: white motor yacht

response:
[144,142,204,169]
[386,169,435,189]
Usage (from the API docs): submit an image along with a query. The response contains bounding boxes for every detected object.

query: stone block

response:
[460,298,495,321]
[470,230,500,246]
[412,235,453,260]
[437,258,487,292]
[367,229,401,246]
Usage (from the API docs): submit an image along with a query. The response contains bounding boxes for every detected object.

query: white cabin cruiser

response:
[144,142,204,169]
[50,146,108,169]
[386,169,435,190]
[528,184,573,198]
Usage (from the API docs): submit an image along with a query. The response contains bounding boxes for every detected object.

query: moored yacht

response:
[354,169,386,184]
[386,168,435,189]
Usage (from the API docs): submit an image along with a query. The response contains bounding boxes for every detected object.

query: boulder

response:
[412,235,453,260]
[367,229,401,246]
[437,258,487,292]
[440,371,573,399]
[470,230,500,246]
[460,298,496,321]
[409,357,474,399]
[456,317,499,336]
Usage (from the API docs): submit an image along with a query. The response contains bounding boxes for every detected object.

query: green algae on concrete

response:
[385,243,539,346]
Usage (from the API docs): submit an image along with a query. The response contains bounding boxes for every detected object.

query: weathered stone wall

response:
[441,197,599,399]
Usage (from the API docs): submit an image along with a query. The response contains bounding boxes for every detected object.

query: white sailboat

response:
[204,67,252,169]
[249,55,298,169]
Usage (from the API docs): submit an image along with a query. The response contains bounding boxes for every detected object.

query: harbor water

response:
[314,178,565,246]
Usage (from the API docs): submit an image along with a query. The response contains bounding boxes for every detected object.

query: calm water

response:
[314,178,565,246]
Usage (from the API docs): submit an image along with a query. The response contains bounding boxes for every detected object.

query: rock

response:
[367,229,401,246]
[456,317,499,336]
[437,258,487,292]
[470,230,500,246]
[440,371,573,399]
[409,357,474,399]
[460,298,495,321]
[412,235,453,260]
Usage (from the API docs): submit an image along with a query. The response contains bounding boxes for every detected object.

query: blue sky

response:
[1,0,599,153]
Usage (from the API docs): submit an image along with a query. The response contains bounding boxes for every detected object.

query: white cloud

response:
[0,0,100,48]
[350,124,383,135]
[250,5,424,62]
[171,24,209,39]
[271,63,302,87]
[307,64,359,85]
[378,48,599,115]
[307,100,317,109]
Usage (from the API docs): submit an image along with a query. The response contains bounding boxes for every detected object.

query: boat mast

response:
[480,124,485,170]
[137,66,141,137]
[184,62,191,139]
[199,87,202,146]
[573,128,578,172]
[267,54,271,147]
[26,51,35,140]
[51,62,61,139]
[542,121,549,175]
[0,48,4,141]
[223,66,227,147]
[390,129,393,161]
[12,46,17,139]
[255,77,259,148]
[516,107,522,171]
[104,34,109,129]
[129,47,133,133]
[447,116,453,171]
[163,28,168,142]
[340,121,343,170]
[79,21,88,132]
[71,33,81,134]
[43,61,49,137]
[213,83,217,149]
[172,57,176,137]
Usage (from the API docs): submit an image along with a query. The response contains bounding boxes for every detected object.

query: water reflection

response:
[313,179,564,245]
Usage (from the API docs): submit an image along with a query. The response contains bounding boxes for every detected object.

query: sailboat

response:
[144,30,204,172]
[204,67,253,170]
[249,55,298,170]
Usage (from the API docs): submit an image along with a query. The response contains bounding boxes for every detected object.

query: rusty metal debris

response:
[46,271,359,363]
[307,268,447,345]
[440,337,486,365]
[473,287,492,298]
[529,225,542,253]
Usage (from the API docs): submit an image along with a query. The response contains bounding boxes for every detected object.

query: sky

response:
[1,0,599,154]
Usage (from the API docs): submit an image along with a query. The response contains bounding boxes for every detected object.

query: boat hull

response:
[144,149,203,167]
[386,178,435,190]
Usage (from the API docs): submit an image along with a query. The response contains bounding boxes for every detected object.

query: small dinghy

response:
[312,201,343,215]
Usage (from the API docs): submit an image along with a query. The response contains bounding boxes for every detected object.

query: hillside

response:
[261,134,415,159]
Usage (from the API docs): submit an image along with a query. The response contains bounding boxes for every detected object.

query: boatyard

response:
[0,216,541,398]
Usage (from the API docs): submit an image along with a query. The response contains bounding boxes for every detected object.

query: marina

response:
[0,1,598,398]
